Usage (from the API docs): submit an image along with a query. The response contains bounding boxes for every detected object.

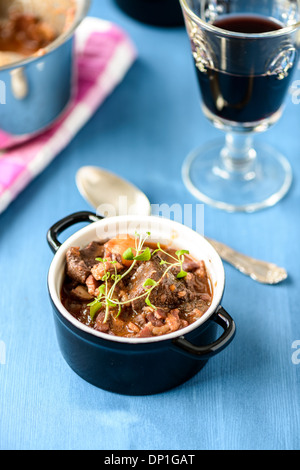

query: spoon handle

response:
[206,238,288,285]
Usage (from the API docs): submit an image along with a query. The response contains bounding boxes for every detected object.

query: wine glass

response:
[179,0,300,212]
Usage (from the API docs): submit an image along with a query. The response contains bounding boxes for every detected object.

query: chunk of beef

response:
[66,242,107,285]
[80,241,105,269]
[94,311,110,333]
[182,256,199,272]
[134,313,147,328]
[66,247,90,284]
[126,255,189,312]
[145,310,164,327]
[184,265,210,295]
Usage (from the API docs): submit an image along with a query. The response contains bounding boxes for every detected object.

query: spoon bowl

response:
[76,166,151,217]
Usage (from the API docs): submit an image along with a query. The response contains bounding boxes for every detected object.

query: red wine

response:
[213,14,282,34]
[195,15,297,123]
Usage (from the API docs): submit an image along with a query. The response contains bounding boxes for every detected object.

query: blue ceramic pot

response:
[47,212,236,395]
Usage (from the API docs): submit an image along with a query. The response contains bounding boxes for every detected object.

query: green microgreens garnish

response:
[122,248,134,260]
[133,247,152,262]
[88,299,103,320]
[88,233,190,323]
[123,246,152,262]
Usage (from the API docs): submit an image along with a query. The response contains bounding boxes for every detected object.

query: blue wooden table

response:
[1,0,300,450]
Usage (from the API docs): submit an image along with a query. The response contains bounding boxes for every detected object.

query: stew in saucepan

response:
[61,233,213,338]
[0,12,57,57]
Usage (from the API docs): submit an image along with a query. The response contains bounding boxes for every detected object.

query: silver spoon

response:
[76,166,288,285]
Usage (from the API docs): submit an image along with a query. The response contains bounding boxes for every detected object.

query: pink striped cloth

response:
[0,17,137,215]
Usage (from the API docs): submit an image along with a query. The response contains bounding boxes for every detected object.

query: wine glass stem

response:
[218,132,257,179]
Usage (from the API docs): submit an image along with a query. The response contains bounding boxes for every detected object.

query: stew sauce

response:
[61,236,213,339]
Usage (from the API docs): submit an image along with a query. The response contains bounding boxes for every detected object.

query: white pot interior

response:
[48,215,225,344]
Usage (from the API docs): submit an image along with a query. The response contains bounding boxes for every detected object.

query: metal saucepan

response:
[0,0,90,136]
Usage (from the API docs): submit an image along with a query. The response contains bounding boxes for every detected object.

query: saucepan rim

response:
[47,214,226,345]
[179,0,300,39]
[0,0,91,72]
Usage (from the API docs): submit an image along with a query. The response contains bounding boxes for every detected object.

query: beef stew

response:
[61,234,213,338]
[0,12,57,59]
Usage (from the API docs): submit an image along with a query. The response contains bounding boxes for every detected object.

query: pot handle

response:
[172,307,236,360]
[47,211,103,253]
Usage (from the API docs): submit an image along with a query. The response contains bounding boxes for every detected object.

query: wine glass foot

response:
[182,140,292,213]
